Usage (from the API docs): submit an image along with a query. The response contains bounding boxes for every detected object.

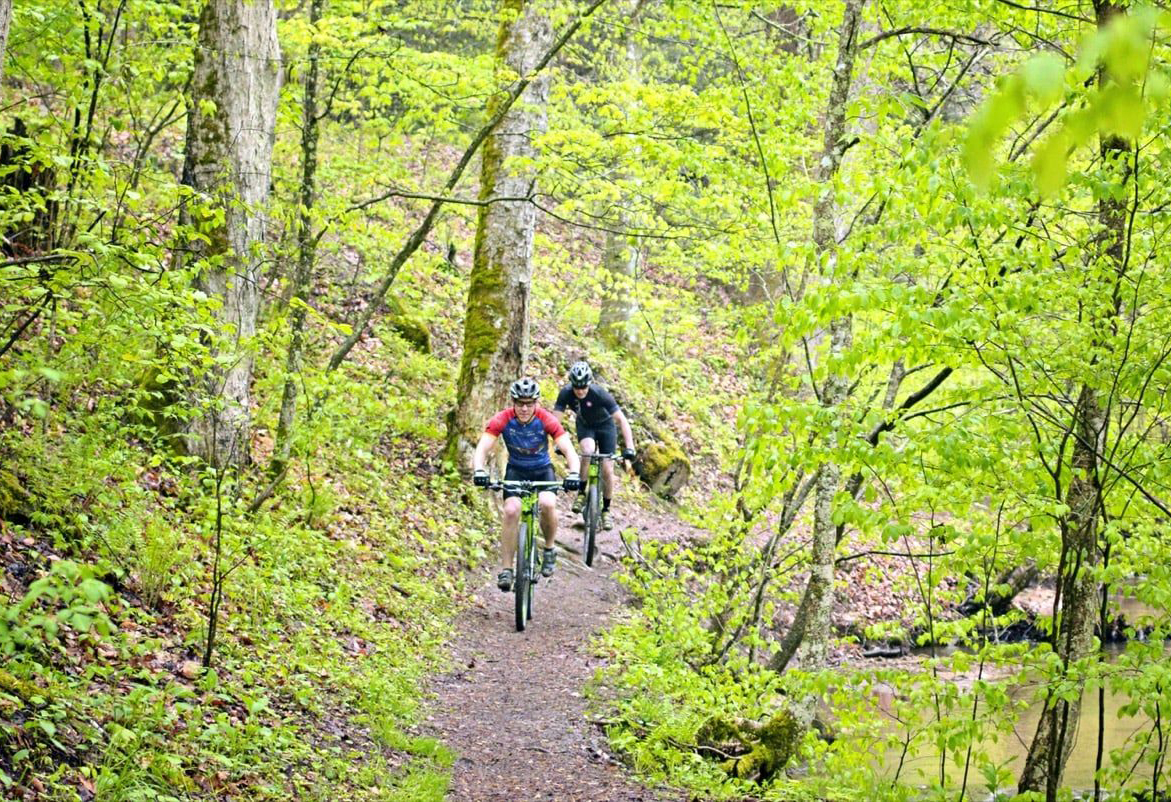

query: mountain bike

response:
[579,452,614,567]
[486,479,563,632]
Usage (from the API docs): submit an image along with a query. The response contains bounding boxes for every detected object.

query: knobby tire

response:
[584,479,599,568]
[515,520,530,632]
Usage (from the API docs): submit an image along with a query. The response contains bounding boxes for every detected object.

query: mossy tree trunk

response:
[1019,7,1125,796]
[444,0,553,469]
[770,0,865,702]
[273,0,324,475]
[178,0,281,467]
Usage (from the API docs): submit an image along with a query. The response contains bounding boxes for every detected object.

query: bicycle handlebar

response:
[484,480,565,494]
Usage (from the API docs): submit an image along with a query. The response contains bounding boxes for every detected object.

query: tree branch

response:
[859,26,994,51]
[326,0,611,372]
[992,0,1091,23]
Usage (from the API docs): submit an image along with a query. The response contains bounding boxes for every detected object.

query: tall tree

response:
[1018,1,1129,796]
[595,0,647,350]
[444,0,554,467]
[765,0,865,687]
[0,0,11,86]
[273,0,325,474]
[177,0,281,466]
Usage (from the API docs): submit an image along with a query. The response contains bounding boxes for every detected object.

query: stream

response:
[880,593,1168,793]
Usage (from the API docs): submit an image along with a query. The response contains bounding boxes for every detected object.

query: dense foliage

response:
[3,0,1171,799]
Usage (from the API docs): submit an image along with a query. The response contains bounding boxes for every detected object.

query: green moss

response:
[755,709,802,771]
[385,296,431,353]
[0,667,44,706]
[133,368,187,452]
[460,219,509,376]
[637,441,690,499]
[715,710,802,783]
[0,468,30,519]
[696,714,741,746]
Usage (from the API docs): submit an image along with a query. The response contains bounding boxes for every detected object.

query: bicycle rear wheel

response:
[584,480,599,567]
[514,521,530,632]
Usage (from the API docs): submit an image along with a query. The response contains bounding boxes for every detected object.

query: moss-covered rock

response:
[703,709,803,784]
[634,440,690,499]
[754,709,802,771]
[696,714,741,749]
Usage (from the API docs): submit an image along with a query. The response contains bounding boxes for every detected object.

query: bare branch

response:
[859,26,994,51]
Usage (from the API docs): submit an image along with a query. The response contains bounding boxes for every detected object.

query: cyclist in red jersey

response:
[472,377,582,591]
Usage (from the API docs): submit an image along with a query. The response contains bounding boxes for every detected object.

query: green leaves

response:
[966,8,1171,193]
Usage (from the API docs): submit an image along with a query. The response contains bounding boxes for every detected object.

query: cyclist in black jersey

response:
[552,361,636,531]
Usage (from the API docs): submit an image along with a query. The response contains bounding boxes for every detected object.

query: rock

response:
[633,441,690,499]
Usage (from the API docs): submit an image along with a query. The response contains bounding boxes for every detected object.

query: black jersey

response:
[553,383,619,427]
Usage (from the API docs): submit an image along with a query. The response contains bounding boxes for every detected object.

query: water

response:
[877,628,1169,793]
[883,651,1154,791]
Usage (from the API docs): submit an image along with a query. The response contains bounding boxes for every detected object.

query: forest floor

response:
[422,486,697,802]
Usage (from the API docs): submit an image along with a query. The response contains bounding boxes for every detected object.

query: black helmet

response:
[568,361,592,388]
[510,377,540,400]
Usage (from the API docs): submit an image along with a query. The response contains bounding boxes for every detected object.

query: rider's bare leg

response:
[579,436,596,474]
[501,497,521,569]
[538,491,557,548]
[602,456,616,502]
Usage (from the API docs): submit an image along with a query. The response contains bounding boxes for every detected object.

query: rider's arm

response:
[553,432,581,475]
[471,432,497,472]
[612,408,635,452]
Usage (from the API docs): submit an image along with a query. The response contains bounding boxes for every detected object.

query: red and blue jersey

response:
[485,407,565,469]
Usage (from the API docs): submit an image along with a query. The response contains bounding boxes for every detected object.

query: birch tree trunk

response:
[273,0,324,475]
[0,0,12,86]
[596,0,646,350]
[178,0,281,467]
[444,0,553,468]
[1018,5,1126,795]
[768,0,865,686]
[597,229,640,349]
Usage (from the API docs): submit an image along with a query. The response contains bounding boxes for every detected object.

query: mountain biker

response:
[471,377,582,592]
[552,361,636,531]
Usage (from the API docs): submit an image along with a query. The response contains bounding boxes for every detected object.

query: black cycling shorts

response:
[576,420,617,455]
[503,462,557,500]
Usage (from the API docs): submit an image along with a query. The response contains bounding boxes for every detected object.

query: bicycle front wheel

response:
[526,537,535,622]
[584,481,599,567]
[514,521,530,632]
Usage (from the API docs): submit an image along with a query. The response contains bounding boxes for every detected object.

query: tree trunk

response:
[444,0,553,469]
[958,559,1038,617]
[772,0,865,696]
[1018,3,1126,796]
[273,0,324,475]
[597,228,640,349]
[596,0,646,350]
[178,0,281,467]
[0,0,12,86]
[1018,387,1108,797]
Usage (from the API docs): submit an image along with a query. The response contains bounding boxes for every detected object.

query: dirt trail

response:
[424,496,693,802]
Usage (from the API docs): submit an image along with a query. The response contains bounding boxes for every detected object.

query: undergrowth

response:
[0,335,478,801]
